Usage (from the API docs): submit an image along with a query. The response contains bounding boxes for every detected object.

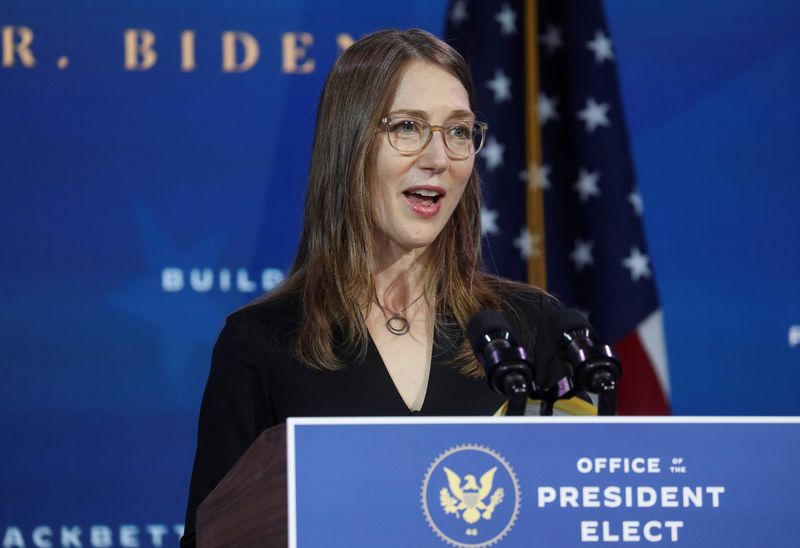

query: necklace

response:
[375,293,424,335]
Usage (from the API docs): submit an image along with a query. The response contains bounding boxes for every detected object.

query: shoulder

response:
[216,290,302,355]
[483,275,562,322]
[476,274,563,356]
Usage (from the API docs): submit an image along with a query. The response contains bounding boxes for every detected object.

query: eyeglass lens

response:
[386,119,485,157]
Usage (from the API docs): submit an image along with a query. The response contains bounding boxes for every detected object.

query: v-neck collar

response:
[364,319,463,415]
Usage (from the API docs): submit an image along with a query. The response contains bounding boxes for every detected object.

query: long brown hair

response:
[266,28,527,376]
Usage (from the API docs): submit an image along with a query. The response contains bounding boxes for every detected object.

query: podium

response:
[197,417,800,547]
[196,423,288,547]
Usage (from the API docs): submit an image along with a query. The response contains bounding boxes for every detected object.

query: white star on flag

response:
[539,24,563,54]
[570,239,594,272]
[513,227,541,259]
[486,70,512,103]
[495,4,517,35]
[628,189,643,216]
[481,207,500,236]
[586,30,614,64]
[538,92,558,126]
[518,161,552,191]
[577,97,611,133]
[622,247,652,281]
[480,136,505,171]
[449,0,468,26]
[573,168,601,202]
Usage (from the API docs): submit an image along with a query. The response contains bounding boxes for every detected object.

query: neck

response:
[372,243,429,312]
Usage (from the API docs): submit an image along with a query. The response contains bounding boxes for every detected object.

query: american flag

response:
[446,0,671,414]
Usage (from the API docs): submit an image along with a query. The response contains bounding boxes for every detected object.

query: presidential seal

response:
[421,444,521,547]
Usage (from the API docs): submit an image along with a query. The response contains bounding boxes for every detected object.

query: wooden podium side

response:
[196,423,287,547]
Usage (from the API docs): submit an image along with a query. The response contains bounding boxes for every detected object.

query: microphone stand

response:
[504,374,529,416]
[594,371,618,416]
[535,376,575,416]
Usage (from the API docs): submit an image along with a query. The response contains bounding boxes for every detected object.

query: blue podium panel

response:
[287,417,799,548]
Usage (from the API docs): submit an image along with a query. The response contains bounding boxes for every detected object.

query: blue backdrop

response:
[1,0,799,543]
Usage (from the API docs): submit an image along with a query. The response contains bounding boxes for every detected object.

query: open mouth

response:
[403,188,442,208]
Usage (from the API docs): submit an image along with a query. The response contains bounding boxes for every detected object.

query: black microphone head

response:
[545,307,621,391]
[467,310,533,397]
[549,308,597,341]
[467,310,516,354]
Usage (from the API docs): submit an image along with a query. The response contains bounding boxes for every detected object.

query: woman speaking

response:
[181,28,562,546]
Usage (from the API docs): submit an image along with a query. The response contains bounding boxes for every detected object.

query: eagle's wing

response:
[443,466,464,500]
[478,466,498,500]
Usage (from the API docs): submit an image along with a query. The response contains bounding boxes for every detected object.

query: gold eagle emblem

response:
[439,466,505,525]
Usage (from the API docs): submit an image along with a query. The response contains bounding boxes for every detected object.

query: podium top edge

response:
[286,416,800,427]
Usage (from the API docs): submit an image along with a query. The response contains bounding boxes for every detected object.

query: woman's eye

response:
[393,120,419,133]
[449,125,471,139]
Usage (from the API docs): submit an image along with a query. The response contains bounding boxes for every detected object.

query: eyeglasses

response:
[380,116,488,159]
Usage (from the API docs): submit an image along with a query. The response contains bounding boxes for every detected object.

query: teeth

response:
[412,189,440,197]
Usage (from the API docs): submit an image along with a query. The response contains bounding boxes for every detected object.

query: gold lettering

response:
[181,30,196,71]
[221,31,259,73]
[124,29,157,70]
[336,33,355,54]
[2,26,36,68]
[281,32,315,74]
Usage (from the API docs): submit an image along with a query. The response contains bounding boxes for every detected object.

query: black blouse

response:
[181,287,560,546]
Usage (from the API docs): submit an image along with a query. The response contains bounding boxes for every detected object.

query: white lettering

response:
[145,525,168,547]
[604,486,622,508]
[583,486,600,508]
[636,486,657,508]
[661,486,678,507]
[789,325,800,347]
[542,485,722,508]
[576,457,592,473]
[2,527,25,548]
[190,268,213,292]
[3,525,184,548]
[583,521,683,543]
[575,457,660,474]
[31,527,51,548]
[119,525,139,547]
[162,268,184,291]
[219,268,231,292]
[643,521,662,542]
[683,486,703,507]
[236,268,256,292]
[602,520,619,542]
[664,521,684,541]
[537,486,556,507]
[90,526,112,548]
[60,527,81,547]
[560,486,579,508]
[581,521,599,542]
[622,521,640,542]
[161,267,284,293]
[261,268,284,290]
[707,486,725,507]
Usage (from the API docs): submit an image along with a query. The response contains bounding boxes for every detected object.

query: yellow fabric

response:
[494,396,598,416]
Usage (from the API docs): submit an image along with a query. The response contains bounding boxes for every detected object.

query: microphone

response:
[546,309,622,415]
[467,311,535,416]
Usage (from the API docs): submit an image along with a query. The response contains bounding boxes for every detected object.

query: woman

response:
[181,28,562,546]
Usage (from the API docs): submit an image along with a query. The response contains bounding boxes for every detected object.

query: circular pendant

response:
[387,314,410,335]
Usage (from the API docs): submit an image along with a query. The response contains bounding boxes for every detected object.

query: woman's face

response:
[370,60,475,255]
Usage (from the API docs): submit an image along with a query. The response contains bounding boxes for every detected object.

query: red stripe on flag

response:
[614,330,671,415]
